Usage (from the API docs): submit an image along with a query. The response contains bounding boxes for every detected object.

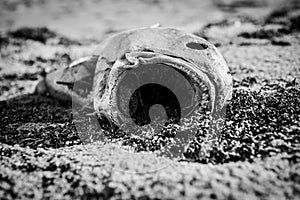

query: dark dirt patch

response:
[0,35,9,49]
[238,8,300,41]
[186,83,300,163]
[0,95,80,148]
[214,0,267,12]
[199,4,300,46]
[238,26,284,39]
[8,27,57,44]
[8,27,81,45]
[0,72,39,81]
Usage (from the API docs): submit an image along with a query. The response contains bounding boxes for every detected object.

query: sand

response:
[0,0,299,199]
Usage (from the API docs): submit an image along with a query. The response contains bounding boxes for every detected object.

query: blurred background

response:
[0,0,295,40]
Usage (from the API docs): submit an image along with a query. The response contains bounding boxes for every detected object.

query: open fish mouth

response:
[112,52,211,129]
